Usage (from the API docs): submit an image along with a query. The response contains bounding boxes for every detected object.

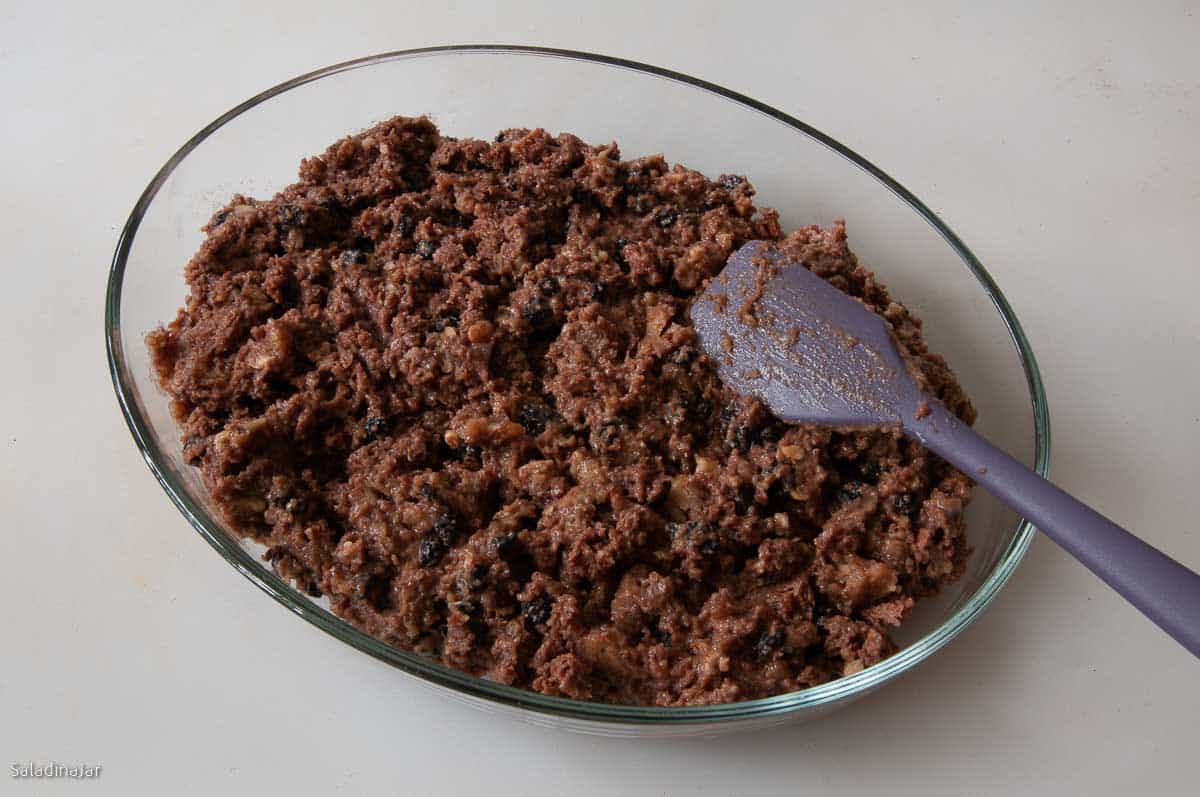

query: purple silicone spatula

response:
[692,241,1200,657]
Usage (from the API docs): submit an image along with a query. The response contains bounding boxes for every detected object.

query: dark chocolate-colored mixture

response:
[147,116,975,706]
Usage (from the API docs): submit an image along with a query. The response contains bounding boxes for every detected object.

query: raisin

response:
[458,444,482,463]
[629,195,652,214]
[522,595,553,629]
[654,208,678,228]
[489,532,517,556]
[277,204,308,227]
[342,249,366,267]
[734,483,755,514]
[432,514,459,546]
[719,174,745,190]
[363,415,387,441]
[758,424,783,444]
[182,436,204,465]
[858,460,882,482]
[592,422,622,449]
[730,425,756,453]
[394,215,415,237]
[838,482,863,503]
[721,402,761,451]
[458,565,488,593]
[361,575,391,610]
[693,399,712,419]
[814,598,837,619]
[612,238,631,271]
[648,618,671,646]
[516,401,550,436]
[893,493,915,514]
[414,239,437,259]
[665,521,689,539]
[590,282,609,302]
[418,537,446,567]
[669,521,719,556]
[537,276,560,295]
[753,629,785,660]
[211,209,230,227]
[432,310,459,331]
[521,299,553,330]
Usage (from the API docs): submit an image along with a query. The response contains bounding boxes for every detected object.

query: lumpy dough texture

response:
[147,116,975,706]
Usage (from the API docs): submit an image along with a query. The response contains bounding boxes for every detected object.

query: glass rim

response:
[105,44,1049,725]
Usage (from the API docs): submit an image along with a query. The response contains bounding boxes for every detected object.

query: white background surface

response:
[2,1,1197,794]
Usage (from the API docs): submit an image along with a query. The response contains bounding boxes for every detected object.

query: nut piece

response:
[234,494,267,513]
[462,417,490,445]
[779,444,804,460]
[466,320,494,343]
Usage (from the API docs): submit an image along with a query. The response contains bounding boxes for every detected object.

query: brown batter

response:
[147,116,975,706]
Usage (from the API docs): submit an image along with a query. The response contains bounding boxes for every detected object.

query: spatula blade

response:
[691,241,921,427]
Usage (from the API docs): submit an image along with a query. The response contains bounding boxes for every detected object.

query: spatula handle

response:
[912,401,1200,658]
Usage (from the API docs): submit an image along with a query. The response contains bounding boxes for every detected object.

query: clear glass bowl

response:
[106,46,1048,736]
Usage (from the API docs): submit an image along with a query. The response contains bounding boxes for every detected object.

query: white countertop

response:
[2,1,1196,794]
